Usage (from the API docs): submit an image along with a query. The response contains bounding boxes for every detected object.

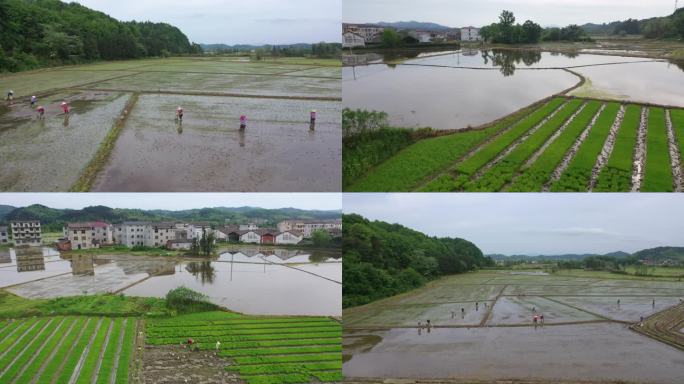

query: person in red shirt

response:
[176,106,184,122]
[61,102,70,115]
[36,106,45,119]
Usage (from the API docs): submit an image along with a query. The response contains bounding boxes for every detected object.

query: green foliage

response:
[595,105,642,191]
[342,108,389,138]
[480,10,543,44]
[115,319,136,384]
[33,317,87,383]
[342,214,492,307]
[75,319,111,384]
[0,290,168,318]
[642,108,674,192]
[541,25,592,42]
[381,29,403,48]
[0,0,197,72]
[311,229,332,247]
[165,286,218,313]
[96,318,123,384]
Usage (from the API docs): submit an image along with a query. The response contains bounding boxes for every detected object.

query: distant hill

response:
[633,247,684,262]
[201,43,316,52]
[377,21,454,31]
[1,204,340,232]
[581,7,684,37]
[0,205,16,222]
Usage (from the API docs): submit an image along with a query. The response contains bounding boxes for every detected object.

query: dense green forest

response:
[0,0,201,72]
[343,214,494,308]
[479,10,591,44]
[1,204,341,232]
[582,8,684,38]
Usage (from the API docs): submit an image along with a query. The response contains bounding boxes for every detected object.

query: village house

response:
[260,229,277,245]
[239,223,259,231]
[0,225,8,244]
[166,239,193,250]
[146,222,176,247]
[240,230,261,244]
[65,221,113,250]
[461,26,481,41]
[10,220,42,246]
[275,230,303,245]
[114,221,148,247]
[343,31,365,48]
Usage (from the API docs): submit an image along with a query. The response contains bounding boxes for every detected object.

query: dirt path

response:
[90,319,114,384]
[664,110,684,192]
[471,100,571,180]
[630,107,648,192]
[49,318,93,384]
[481,285,507,327]
[589,104,625,190]
[109,318,127,384]
[10,317,67,384]
[141,345,240,384]
[31,318,79,384]
[68,317,104,384]
[544,103,606,191]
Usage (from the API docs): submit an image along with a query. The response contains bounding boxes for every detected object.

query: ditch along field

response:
[343,271,684,383]
[0,57,341,192]
[0,316,137,384]
[146,311,342,384]
[346,96,684,192]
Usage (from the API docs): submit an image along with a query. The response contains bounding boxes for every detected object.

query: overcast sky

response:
[343,193,684,256]
[0,193,341,211]
[71,0,340,44]
[344,0,678,27]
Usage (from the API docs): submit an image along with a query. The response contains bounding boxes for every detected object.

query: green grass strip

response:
[345,101,547,192]
[96,318,124,384]
[146,322,336,336]
[147,331,341,345]
[13,317,75,384]
[551,102,621,191]
[0,317,59,382]
[221,345,341,357]
[642,107,674,192]
[234,353,340,365]
[227,361,341,375]
[75,318,112,384]
[115,318,136,384]
[34,317,87,384]
[70,92,140,192]
[507,101,603,191]
[208,338,341,350]
[465,99,584,191]
[594,104,641,191]
[0,320,22,343]
[313,371,343,382]
[243,373,313,384]
[672,109,684,170]
[54,317,99,384]
[0,318,49,372]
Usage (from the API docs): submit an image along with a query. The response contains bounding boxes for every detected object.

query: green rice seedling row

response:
[506,101,603,191]
[594,104,642,191]
[114,318,136,384]
[96,318,123,384]
[642,108,674,191]
[551,102,621,191]
[74,318,112,384]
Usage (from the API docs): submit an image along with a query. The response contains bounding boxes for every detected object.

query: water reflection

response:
[186,261,215,284]
[482,49,543,76]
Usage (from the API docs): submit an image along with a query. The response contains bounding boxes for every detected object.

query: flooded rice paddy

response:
[0,57,341,192]
[1,247,341,316]
[343,49,684,130]
[0,91,129,191]
[92,94,341,191]
[343,270,684,382]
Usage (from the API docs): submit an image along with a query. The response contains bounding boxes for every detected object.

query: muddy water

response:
[0,91,129,191]
[343,324,684,383]
[92,94,341,192]
[571,61,684,106]
[2,249,340,316]
[343,49,683,130]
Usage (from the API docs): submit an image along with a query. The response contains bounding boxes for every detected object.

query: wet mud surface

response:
[92,94,341,191]
[142,344,240,384]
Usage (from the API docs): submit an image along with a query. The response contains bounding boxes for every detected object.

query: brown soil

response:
[141,344,241,384]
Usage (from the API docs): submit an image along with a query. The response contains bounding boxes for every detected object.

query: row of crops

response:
[347,96,684,192]
[146,311,342,384]
[0,316,136,384]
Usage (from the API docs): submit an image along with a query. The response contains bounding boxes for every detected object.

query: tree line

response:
[343,214,494,308]
[480,10,591,44]
[0,0,201,72]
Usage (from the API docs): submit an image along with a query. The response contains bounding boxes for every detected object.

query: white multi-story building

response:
[461,26,481,41]
[146,223,176,247]
[342,23,385,43]
[10,220,42,246]
[238,223,259,231]
[277,219,342,238]
[66,222,113,249]
[0,226,8,244]
[188,222,212,240]
[343,31,365,48]
[114,222,147,247]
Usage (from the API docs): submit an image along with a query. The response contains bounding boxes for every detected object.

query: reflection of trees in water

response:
[483,49,542,76]
[186,262,215,284]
